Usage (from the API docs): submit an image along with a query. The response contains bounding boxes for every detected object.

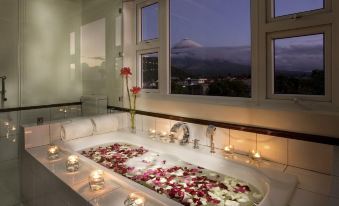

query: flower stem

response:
[126,77,132,110]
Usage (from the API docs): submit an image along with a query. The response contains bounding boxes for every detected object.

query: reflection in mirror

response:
[81,18,106,95]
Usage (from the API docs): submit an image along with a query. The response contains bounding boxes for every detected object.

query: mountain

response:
[171,42,251,77]
[171,57,250,78]
[172,38,203,49]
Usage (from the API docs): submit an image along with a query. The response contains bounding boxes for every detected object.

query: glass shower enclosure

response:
[0,0,123,205]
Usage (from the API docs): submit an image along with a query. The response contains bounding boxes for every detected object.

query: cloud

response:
[172,42,323,73]
[275,44,323,72]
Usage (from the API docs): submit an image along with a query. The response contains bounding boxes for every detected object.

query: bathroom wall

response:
[0,0,19,108]
[81,0,123,107]
[21,0,83,106]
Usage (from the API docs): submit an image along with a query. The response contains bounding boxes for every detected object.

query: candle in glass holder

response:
[250,150,262,161]
[148,129,156,138]
[124,193,145,206]
[224,145,234,153]
[159,131,168,137]
[66,155,80,172]
[47,145,60,160]
[89,170,104,191]
[224,145,235,158]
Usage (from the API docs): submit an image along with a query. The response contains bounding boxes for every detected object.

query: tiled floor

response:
[0,159,21,206]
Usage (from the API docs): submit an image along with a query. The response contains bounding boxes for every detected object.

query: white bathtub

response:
[57,130,297,206]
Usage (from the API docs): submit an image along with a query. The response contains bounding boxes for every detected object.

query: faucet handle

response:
[206,125,216,138]
[193,139,200,149]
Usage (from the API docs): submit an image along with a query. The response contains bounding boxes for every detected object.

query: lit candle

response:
[4,122,9,126]
[89,170,104,191]
[125,193,145,206]
[66,155,80,172]
[134,198,145,206]
[159,131,168,137]
[224,145,234,153]
[148,129,156,138]
[11,126,16,131]
[253,151,261,159]
[47,145,60,160]
[250,150,262,161]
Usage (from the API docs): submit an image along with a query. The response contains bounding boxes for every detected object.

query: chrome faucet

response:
[0,76,7,108]
[169,122,190,145]
[206,125,216,153]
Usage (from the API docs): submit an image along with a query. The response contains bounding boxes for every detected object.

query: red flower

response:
[130,86,141,95]
[120,67,132,77]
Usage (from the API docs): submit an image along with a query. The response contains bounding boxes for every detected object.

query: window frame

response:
[137,48,160,93]
[127,0,338,110]
[267,0,332,22]
[136,0,160,46]
[266,26,332,102]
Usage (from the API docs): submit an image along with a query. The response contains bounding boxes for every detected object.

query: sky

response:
[274,34,324,72]
[274,0,323,17]
[80,0,324,72]
[170,0,251,47]
[168,0,324,73]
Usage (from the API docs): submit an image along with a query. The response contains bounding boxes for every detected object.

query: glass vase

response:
[129,110,136,133]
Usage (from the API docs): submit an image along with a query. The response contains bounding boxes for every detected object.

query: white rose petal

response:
[160,178,167,183]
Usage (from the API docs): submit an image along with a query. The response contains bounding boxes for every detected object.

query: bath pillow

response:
[61,119,94,141]
[91,114,119,134]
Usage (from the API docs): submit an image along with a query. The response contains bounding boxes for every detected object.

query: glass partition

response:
[0,0,123,205]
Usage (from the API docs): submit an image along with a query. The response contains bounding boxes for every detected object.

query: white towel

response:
[91,114,119,134]
[61,119,94,141]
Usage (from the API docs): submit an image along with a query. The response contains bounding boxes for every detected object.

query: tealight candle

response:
[148,129,156,138]
[66,155,80,172]
[89,170,104,191]
[253,151,261,159]
[250,150,262,161]
[224,145,234,153]
[124,193,145,206]
[47,145,60,160]
[159,131,168,137]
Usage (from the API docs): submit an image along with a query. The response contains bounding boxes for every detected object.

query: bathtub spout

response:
[169,122,190,145]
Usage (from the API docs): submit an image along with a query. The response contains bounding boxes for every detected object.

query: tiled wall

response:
[25,112,337,176]
[126,113,337,176]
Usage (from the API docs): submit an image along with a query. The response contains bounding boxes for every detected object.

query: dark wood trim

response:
[108,105,339,146]
[0,102,81,113]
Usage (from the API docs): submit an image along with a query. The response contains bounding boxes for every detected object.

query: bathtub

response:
[57,130,297,206]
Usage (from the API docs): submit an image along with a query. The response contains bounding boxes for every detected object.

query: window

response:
[141,52,159,89]
[170,0,251,97]
[127,0,336,107]
[136,1,160,92]
[141,3,159,41]
[273,34,325,96]
[274,0,324,17]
